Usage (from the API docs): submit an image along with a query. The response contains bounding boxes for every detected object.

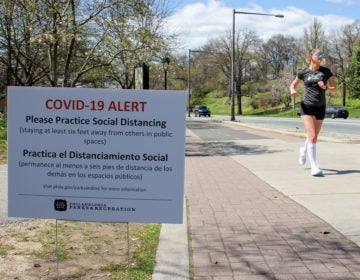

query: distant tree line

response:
[180,18,360,114]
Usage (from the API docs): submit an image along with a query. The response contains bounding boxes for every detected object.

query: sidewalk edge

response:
[152,198,189,280]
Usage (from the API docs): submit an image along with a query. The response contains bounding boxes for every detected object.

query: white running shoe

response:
[298,147,306,165]
[311,169,323,176]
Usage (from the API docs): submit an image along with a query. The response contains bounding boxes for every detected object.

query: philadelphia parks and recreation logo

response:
[54,199,67,211]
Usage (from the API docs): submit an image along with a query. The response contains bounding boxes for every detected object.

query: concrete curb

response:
[152,199,189,280]
[222,120,360,144]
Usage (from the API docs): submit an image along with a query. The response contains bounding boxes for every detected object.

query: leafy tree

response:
[349,42,360,98]
[182,50,219,97]
[298,17,326,67]
[329,21,360,105]
[0,0,14,92]
[202,29,260,115]
[276,66,295,108]
[0,0,175,89]
[0,0,49,86]
[303,18,326,50]
[103,0,173,89]
[262,34,297,79]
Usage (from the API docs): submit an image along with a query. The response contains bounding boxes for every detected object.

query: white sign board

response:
[8,87,186,223]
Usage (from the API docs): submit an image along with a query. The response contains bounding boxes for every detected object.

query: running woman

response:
[289,48,337,176]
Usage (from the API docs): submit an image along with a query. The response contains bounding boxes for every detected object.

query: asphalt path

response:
[186,120,269,141]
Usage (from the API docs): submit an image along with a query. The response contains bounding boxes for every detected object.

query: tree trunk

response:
[342,80,346,106]
[236,83,242,115]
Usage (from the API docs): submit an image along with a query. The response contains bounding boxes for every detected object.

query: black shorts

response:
[300,102,325,120]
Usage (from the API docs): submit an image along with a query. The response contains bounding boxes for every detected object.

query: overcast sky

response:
[165,0,359,54]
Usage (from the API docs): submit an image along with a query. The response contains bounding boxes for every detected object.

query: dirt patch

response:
[0,219,154,279]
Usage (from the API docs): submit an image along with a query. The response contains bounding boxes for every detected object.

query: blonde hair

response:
[306,48,322,64]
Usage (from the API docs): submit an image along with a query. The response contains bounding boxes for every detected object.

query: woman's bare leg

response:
[301,116,324,175]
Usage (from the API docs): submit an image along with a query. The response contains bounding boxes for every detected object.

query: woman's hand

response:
[317,81,327,90]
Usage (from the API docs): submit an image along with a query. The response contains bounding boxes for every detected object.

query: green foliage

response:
[349,43,360,98]
[0,0,171,89]
[201,90,230,115]
[339,98,360,118]
[0,119,7,164]
[196,87,360,118]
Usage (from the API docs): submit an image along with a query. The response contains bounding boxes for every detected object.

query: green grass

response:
[344,98,360,118]
[100,224,161,280]
[201,91,360,118]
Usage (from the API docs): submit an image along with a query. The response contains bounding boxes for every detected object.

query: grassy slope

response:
[201,92,360,118]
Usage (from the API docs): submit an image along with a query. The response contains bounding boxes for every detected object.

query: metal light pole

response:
[162,56,170,90]
[231,10,284,121]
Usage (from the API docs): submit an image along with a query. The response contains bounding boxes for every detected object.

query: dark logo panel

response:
[54,199,67,211]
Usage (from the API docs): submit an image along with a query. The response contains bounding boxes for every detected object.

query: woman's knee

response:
[307,134,317,143]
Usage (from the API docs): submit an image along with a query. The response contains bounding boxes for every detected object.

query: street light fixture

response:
[231,10,284,121]
[162,56,170,90]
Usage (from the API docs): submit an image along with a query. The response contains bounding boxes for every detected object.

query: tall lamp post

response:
[162,56,170,90]
[231,10,284,121]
